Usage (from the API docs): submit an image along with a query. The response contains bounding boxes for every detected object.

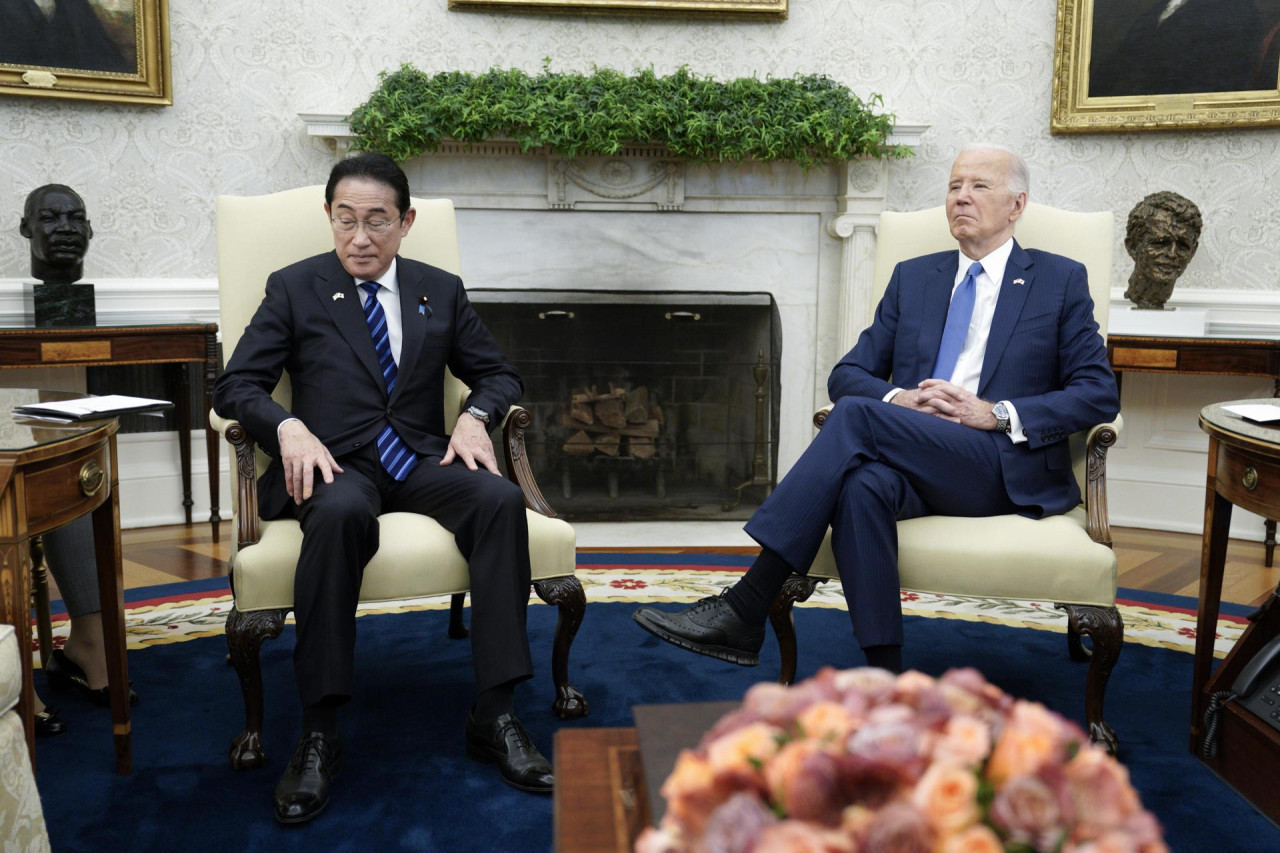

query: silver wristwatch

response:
[992,401,1011,434]
[465,405,490,424]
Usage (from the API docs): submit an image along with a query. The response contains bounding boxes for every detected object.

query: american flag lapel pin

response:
[1013,278,1026,286]
[332,292,345,300]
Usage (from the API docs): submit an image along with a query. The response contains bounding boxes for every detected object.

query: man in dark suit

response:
[213,153,552,825]
[634,144,1120,674]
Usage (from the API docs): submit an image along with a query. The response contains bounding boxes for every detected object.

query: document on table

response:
[1223,403,1280,426]
[12,395,174,422]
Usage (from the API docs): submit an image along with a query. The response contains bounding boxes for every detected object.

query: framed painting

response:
[1052,0,1280,133]
[448,0,785,19]
[0,0,171,105]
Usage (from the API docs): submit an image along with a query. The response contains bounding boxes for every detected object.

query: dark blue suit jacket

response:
[827,241,1119,517]
[213,250,522,520]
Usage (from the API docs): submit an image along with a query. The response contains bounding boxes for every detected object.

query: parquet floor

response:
[55,522,1277,609]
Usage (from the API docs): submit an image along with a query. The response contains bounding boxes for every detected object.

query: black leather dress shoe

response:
[633,591,765,666]
[46,649,139,707]
[274,732,343,824]
[465,711,554,793]
[35,707,67,737]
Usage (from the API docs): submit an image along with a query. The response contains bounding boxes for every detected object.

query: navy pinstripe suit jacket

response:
[827,240,1120,517]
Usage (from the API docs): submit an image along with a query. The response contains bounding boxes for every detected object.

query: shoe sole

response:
[631,610,760,667]
[465,743,554,794]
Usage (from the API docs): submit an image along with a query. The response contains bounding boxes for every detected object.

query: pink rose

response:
[633,827,680,853]
[752,820,855,853]
[940,824,1005,853]
[660,750,733,837]
[860,801,936,853]
[699,791,778,853]
[1062,747,1141,837]
[911,761,979,833]
[988,771,1071,850]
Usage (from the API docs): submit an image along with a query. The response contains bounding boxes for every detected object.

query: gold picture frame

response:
[448,0,785,19]
[1052,0,1280,133]
[0,0,171,106]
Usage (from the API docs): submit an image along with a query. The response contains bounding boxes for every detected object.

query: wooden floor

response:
[69,521,1279,609]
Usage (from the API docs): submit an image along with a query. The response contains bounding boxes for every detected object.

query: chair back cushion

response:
[872,202,1115,495]
[214,188,468,497]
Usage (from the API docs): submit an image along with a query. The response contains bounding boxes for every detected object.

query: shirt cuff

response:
[883,387,903,403]
[1003,401,1027,445]
[277,417,302,445]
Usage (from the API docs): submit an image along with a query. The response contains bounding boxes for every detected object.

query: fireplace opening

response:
[473,290,780,521]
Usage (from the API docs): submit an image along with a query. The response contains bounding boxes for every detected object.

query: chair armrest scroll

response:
[210,408,262,548]
[813,404,835,429]
[501,405,558,518]
[1083,416,1122,548]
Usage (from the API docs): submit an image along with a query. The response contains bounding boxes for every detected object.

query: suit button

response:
[353,441,363,448]
[386,407,393,417]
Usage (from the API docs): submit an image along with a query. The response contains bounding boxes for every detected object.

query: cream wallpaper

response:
[0,0,1277,291]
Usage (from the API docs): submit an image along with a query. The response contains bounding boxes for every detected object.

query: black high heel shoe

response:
[35,706,67,737]
[45,649,139,707]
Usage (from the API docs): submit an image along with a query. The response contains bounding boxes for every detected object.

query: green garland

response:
[348,64,909,169]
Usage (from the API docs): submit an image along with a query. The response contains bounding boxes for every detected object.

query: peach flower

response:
[932,714,991,767]
[798,701,857,747]
[911,761,979,833]
[752,820,856,853]
[1062,747,1141,838]
[987,701,1071,785]
[940,824,1005,853]
[660,750,728,837]
[705,721,783,776]
[861,801,936,853]
[764,739,821,804]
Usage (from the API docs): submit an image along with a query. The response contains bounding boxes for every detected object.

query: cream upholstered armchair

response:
[0,625,49,852]
[210,187,587,769]
[768,203,1125,752]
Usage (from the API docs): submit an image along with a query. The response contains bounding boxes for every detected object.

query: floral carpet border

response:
[30,565,1241,659]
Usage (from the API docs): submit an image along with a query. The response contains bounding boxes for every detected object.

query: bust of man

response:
[20,183,93,285]
[1123,191,1202,310]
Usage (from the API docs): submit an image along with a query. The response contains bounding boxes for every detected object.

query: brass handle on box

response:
[1244,466,1259,491]
[665,311,701,321]
[538,310,575,320]
[79,460,104,497]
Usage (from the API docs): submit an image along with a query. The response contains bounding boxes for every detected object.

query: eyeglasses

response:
[329,215,402,235]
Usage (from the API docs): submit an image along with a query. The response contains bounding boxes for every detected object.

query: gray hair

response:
[959,142,1030,197]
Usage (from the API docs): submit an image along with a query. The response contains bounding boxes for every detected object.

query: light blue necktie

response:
[931,261,984,380]
[359,282,418,481]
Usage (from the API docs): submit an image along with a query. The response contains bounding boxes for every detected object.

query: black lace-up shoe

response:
[465,711,554,793]
[273,732,343,824]
[632,591,765,666]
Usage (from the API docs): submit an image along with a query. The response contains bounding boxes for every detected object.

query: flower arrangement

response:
[636,667,1166,853]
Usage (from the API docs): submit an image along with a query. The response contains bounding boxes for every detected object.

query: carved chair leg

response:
[226,605,286,770]
[448,593,469,638]
[1057,603,1123,755]
[769,576,821,686]
[533,576,588,719]
[29,536,53,669]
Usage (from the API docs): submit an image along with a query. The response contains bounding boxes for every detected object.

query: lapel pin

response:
[419,295,431,317]
[332,292,345,300]
[1013,278,1026,286]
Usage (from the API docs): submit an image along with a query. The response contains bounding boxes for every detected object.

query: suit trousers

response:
[283,443,534,708]
[744,396,1021,648]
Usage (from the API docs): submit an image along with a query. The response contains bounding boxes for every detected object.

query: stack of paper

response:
[12,395,174,422]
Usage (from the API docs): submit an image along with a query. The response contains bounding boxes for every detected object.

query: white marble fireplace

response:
[304,116,925,481]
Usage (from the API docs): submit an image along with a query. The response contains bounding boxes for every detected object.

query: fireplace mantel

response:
[300,112,927,476]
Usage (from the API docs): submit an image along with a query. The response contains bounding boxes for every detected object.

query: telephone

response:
[1231,634,1280,734]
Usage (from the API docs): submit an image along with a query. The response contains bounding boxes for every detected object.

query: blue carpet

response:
[34,597,1278,852]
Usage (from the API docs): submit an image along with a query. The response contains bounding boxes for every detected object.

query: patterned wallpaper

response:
[0,0,1276,291]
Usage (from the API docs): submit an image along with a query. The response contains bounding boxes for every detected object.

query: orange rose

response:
[932,714,991,767]
[941,824,1005,853]
[911,761,979,833]
[706,722,783,776]
[660,750,725,836]
[798,701,857,747]
[987,701,1069,785]
[764,739,821,805]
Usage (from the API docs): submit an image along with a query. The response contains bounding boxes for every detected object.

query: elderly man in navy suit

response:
[635,144,1120,675]
[214,153,552,824]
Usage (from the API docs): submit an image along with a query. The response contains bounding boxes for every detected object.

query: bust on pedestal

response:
[19,184,96,327]
[1111,190,1205,336]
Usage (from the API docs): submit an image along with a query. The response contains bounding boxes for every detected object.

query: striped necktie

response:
[931,261,984,380]
[359,282,418,481]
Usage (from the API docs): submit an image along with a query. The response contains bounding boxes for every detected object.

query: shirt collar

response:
[958,237,1015,286]
[355,257,399,294]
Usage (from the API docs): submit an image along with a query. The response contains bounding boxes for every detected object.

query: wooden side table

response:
[0,389,131,774]
[1191,399,1280,822]
[1108,335,1280,565]
[0,322,221,540]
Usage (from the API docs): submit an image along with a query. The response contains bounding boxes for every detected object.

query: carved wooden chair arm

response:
[1083,416,1122,548]
[501,405,558,518]
[209,408,262,549]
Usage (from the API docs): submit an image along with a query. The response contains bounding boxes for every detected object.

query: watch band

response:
[465,405,490,424]
[993,401,1012,434]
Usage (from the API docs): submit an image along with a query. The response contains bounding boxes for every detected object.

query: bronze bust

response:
[20,183,94,285]
[1123,191,1202,310]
